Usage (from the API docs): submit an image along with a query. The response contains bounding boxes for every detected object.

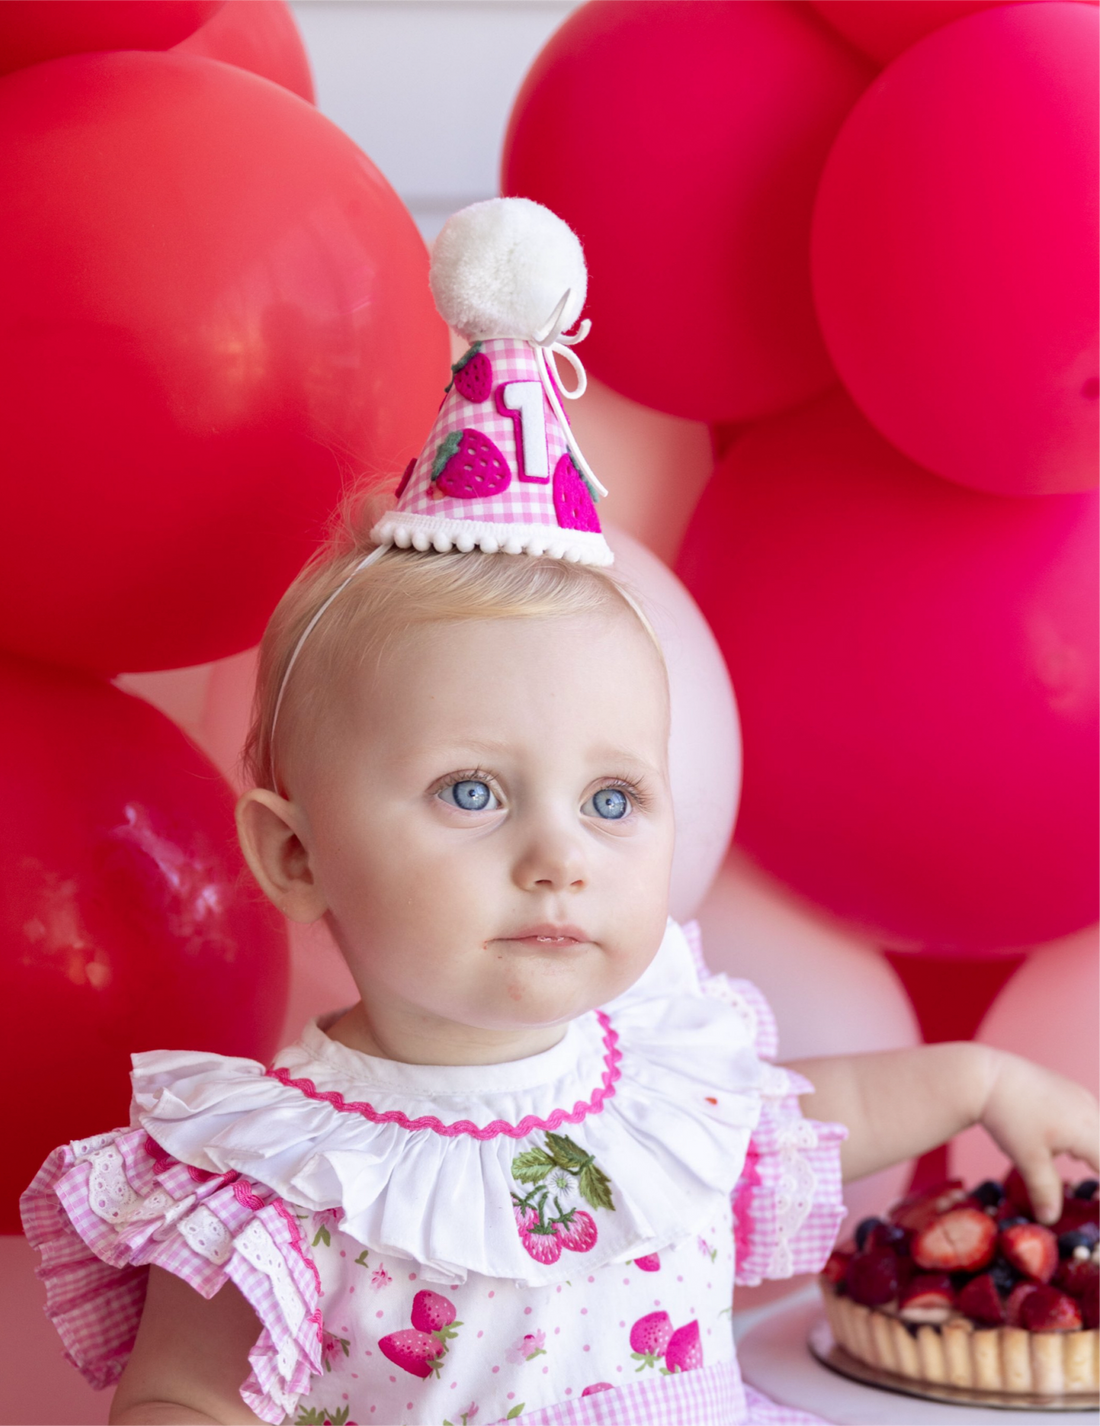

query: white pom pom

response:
[431,198,587,342]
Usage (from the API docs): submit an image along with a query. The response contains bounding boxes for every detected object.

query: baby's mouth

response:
[500,923,591,948]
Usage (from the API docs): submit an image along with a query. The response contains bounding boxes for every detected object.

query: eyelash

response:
[435,771,649,812]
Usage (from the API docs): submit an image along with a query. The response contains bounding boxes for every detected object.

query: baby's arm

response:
[787,1044,1100,1224]
[109,1266,265,1426]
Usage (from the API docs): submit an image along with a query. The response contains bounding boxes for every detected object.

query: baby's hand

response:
[980,1050,1100,1224]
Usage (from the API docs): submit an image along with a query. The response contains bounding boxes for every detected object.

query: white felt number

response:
[501,381,548,480]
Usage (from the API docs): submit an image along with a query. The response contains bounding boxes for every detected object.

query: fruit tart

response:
[819,1171,1100,1397]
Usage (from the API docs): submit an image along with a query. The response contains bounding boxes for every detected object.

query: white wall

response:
[290,0,580,239]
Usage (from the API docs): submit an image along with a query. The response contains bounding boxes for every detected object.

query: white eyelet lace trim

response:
[235,1220,308,1335]
[87,1145,141,1224]
[767,1117,820,1279]
[178,1204,234,1265]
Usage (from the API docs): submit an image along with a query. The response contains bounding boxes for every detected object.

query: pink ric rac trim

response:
[266,1009,622,1140]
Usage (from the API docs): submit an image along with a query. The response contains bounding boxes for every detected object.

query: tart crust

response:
[821,1280,1100,1395]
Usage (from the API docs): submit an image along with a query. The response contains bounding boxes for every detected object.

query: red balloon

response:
[677,392,1099,955]
[0,653,288,1232]
[0,53,449,673]
[0,0,221,75]
[503,1,873,423]
[175,0,314,103]
[812,4,1099,497]
[809,0,1095,66]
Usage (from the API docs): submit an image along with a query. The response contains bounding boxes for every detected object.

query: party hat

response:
[370,198,612,566]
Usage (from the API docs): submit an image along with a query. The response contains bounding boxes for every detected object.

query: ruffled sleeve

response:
[681,921,848,1287]
[19,1127,323,1425]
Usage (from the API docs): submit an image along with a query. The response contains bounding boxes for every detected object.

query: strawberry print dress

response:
[21,920,846,1426]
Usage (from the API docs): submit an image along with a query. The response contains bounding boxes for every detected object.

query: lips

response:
[503,923,591,945]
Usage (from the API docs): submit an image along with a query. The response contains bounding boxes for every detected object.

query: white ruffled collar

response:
[131,920,771,1287]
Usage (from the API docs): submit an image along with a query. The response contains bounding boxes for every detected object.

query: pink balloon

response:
[812,3,1099,496]
[503,0,873,422]
[697,847,917,1236]
[677,391,1099,955]
[598,529,745,921]
[809,0,1095,66]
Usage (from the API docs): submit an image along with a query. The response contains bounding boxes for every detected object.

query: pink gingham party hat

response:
[370,197,611,566]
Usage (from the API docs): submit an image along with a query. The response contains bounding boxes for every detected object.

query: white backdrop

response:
[290,0,580,239]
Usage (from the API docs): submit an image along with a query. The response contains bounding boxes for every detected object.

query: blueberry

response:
[1073,1179,1099,1200]
[973,1180,1005,1208]
[998,1216,1028,1230]
[1079,1222,1100,1247]
[871,1221,908,1251]
[854,1217,881,1251]
[989,1256,1020,1296]
[1059,1230,1091,1258]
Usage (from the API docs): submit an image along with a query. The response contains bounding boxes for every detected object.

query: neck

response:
[323,998,568,1067]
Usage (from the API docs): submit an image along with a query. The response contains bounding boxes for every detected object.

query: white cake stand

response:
[735,1290,1092,1426]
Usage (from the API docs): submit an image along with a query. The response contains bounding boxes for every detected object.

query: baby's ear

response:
[235,788,327,923]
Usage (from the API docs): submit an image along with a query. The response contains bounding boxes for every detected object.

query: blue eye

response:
[590,787,629,820]
[441,779,497,812]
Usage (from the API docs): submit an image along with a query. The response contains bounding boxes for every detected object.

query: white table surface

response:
[734,1289,1097,1426]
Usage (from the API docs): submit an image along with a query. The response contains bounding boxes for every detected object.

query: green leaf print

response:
[506,1405,525,1420]
[295,1408,350,1425]
[511,1148,556,1184]
[431,430,462,480]
[578,1160,614,1212]
[544,1132,591,1169]
[312,1224,331,1248]
[354,1248,370,1267]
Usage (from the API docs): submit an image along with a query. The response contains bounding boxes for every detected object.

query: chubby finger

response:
[1018,1150,1063,1226]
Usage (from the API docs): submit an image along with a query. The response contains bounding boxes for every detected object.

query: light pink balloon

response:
[951,923,1099,1187]
[696,848,917,1240]
[812,3,1099,496]
[564,368,714,566]
[678,390,1099,954]
[607,526,742,922]
[809,0,1096,66]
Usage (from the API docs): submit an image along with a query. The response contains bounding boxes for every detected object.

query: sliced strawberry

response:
[821,1249,853,1287]
[1005,1282,1040,1327]
[999,1222,1058,1283]
[897,1273,955,1321]
[633,1252,661,1273]
[911,1206,996,1273]
[956,1273,1006,1326]
[890,1179,966,1232]
[1056,1256,1100,1300]
[845,1246,900,1307]
[1020,1285,1083,1332]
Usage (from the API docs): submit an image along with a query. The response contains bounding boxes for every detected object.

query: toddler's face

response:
[284,609,674,1056]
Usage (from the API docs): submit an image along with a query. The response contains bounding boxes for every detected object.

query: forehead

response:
[336,610,669,762]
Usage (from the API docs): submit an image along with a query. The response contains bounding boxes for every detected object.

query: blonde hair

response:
[243,496,662,793]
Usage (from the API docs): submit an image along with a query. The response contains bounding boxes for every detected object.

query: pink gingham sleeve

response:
[20,1127,323,1425]
[680,921,848,1288]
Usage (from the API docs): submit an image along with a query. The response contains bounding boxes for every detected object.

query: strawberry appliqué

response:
[511,1131,613,1265]
[378,1288,462,1379]
[431,429,512,499]
[553,452,600,532]
[449,344,493,403]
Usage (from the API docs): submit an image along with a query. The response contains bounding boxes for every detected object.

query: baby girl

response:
[22,201,1097,1426]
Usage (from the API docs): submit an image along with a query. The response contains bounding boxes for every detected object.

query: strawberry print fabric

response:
[20,920,845,1425]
